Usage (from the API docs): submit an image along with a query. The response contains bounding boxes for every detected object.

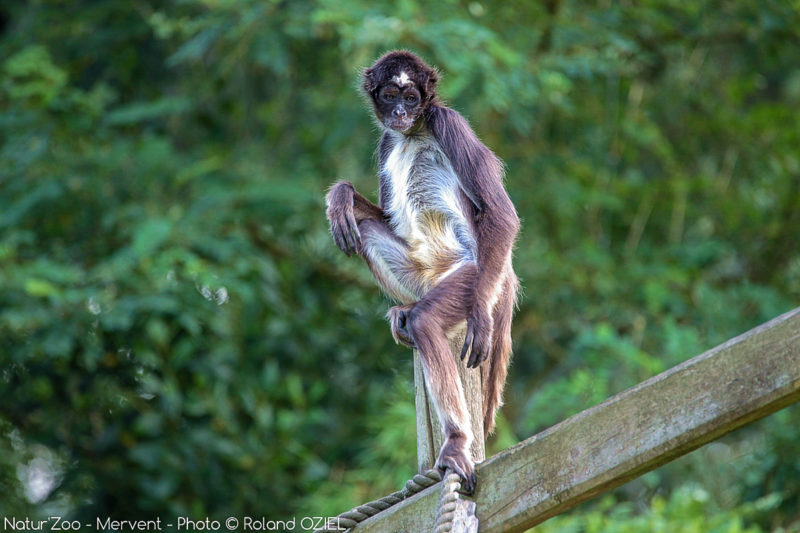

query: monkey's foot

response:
[388,304,416,349]
[436,434,476,494]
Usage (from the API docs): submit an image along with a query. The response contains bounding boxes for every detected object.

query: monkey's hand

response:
[460,307,493,369]
[388,304,416,349]
[325,181,362,256]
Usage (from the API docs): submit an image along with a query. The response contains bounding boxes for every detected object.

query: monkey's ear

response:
[362,67,377,94]
[423,68,439,101]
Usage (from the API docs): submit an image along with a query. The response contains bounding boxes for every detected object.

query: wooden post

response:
[414,329,487,471]
[352,307,800,533]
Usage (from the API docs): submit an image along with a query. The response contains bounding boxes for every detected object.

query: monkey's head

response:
[362,51,439,134]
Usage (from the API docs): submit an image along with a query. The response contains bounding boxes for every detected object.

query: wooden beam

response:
[351,307,800,533]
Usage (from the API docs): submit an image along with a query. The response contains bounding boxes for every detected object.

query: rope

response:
[314,469,443,533]
[433,469,463,533]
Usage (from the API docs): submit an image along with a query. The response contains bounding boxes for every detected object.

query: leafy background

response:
[1,1,799,531]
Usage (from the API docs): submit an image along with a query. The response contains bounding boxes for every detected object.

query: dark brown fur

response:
[326,51,519,494]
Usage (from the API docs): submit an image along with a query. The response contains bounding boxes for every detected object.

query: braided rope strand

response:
[433,470,463,533]
[314,469,442,533]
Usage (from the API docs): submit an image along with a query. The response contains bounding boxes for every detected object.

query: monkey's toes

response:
[436,441,476,494]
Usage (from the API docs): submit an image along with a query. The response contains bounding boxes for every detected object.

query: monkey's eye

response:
[405,94,418,104]
[380,89,398,102]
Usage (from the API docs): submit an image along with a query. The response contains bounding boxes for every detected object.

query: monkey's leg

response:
[483,272,518,438]
[406,263,478,493]
[357,219,422,305]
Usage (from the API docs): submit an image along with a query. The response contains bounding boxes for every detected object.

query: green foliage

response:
[537,487,782,533]
[0,0,799,530]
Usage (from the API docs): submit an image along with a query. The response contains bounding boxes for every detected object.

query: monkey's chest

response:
[382,141,475,270]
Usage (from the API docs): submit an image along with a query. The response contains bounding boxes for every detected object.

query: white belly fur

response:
[382,134,476,276]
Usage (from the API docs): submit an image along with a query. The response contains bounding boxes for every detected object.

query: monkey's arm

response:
[376,131,396,209]
[429,106,520,367]
[326,181,385,256]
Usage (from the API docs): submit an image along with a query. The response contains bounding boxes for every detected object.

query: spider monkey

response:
[326,50,519,494]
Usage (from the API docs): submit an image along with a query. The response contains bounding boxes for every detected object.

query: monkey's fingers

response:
[341,225,358,255]
[460,321,475,361]
[344,209,362,251]
[467,329,490,368]
[388,304,416,348]
[332,219,354,256]
[391,327,416,349]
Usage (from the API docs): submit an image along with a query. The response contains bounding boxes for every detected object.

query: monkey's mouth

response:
[386,116,416,133]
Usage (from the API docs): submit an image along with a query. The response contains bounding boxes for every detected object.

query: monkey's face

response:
[363,51,438,133]
[375,83,422,133]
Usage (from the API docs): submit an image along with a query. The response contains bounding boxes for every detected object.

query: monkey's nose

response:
[393,106,407,118]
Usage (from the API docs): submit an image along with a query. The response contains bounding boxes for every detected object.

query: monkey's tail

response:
[483,272,519,437]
